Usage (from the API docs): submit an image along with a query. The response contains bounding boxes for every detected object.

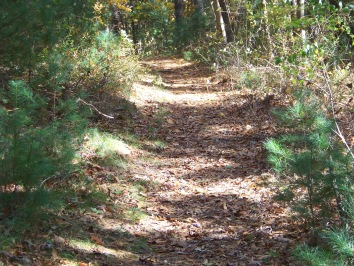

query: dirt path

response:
[119,58,300,266]
[12,57,302,266]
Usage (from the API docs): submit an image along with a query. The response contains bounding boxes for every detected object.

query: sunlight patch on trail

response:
[67,239,121,257]
[141,58,193,70]
[131,83,219,106]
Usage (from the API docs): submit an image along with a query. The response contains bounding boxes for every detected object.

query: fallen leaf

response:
[90,234,104,245]
[236,210,248,216]
[53,235,66,245]
[171,239,187,248]
[105,205,115,213]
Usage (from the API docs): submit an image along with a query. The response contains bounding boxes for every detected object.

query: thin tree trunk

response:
[262,0,273,59]
[130,2,139,53]
[218,0,234,43]
[174,0,184,48]
[128,0,138,53]
[291,0,297,40]
[174,0,183,24]
[211,0,226,41]
[300,0,306,42]
[111,4,121,36]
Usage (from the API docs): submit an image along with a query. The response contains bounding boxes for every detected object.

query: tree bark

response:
[218,0,234,43]
[299,0,306,42]
[173,0,184,48]
[211,0,226,41]
[129,0,138,53]
[262,0,273,59]
[174,0,183,25]
[111,4,121,36]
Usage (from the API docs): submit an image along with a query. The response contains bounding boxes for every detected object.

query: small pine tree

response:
[264,91,353,226]
[0,80,86,217]
[264,90,354,265]
[294,196,354,266]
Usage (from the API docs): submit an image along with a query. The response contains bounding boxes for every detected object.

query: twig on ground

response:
[77,98,114,119]
[40,171,79,188]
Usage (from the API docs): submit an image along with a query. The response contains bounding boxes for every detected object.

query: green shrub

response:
[264,91,353,226]
[294,197,354,266]
[0,80,86,217]
[129,1,175,54]
[265,90,354,265]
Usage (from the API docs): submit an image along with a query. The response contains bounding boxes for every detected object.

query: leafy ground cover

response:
[0,58,307,265]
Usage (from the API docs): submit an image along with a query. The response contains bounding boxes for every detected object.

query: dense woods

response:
[0,0,353,265]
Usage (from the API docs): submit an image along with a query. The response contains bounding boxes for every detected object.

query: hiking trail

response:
[107,57,301,266]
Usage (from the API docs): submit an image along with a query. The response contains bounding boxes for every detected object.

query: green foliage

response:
[83,128,128,167]
[0,80,86,216]
[0,0,97,73]
[182,33,225,64]
[239,71,261,90]
[56,30,139,97]
[0,0,138,97]
[127,1,214,55]
[0,0,139,222]
[174,10,211,50]
[294,212,354,265]
[265,91,354,265]
[129,1,175,54]
[264,91,353,226]
[272,2,353,87]
[213,0,353,72]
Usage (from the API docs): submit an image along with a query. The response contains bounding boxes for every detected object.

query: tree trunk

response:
[129,0,138,53]
[292,0,297,16]
[291,0,297,40]
[174,0,184,48]
[262,0,273,59]
[211,0,226,41]
[218,0,234,43]
[174,0,183,24]
[111,4,121,36]
[299,0,306,42]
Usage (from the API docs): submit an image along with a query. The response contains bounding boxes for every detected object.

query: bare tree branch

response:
[77,98,114,119]
[322,65,354,160]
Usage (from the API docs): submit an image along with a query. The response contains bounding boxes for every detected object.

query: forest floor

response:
[1,58,306,266]
[121,58,303,266]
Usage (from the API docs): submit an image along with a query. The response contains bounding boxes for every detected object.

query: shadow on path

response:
[128,58,302,265]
